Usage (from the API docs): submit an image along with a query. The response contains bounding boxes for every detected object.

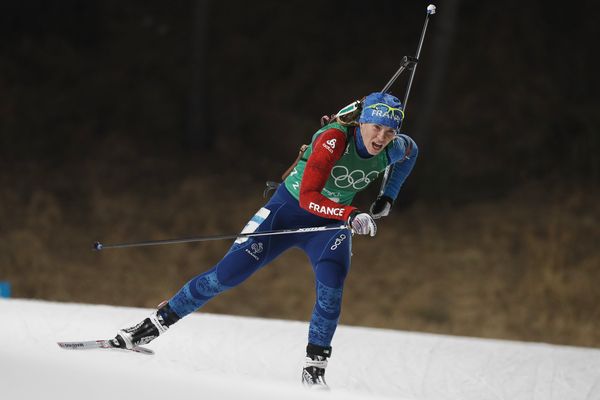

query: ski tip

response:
[133,346,155,355]
[57,341,84,350]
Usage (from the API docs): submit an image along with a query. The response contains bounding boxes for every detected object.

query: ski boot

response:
[301,344,331,390]
[111,301,180,349]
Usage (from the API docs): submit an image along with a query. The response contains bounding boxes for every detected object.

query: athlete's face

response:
[359,123,396,155]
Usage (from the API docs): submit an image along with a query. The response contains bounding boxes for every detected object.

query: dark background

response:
[1,0,599,346]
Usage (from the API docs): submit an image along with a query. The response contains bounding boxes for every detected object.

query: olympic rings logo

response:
[331,166,380,190]
[330,234,347,251]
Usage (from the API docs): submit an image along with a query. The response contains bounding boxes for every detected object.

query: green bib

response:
[284,122,389,205]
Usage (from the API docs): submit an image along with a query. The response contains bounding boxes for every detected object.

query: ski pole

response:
[398,4,436,110]
[379,4,436,196]
[93,224,349,251]
[380,55,418,95]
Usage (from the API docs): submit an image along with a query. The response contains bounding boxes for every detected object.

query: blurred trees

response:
[0,0,598,200]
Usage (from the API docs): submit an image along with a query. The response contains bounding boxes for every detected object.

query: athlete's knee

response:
[190,269,229,299]
[315,281,343,319]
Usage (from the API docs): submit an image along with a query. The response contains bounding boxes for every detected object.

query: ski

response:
[57,339,154,355]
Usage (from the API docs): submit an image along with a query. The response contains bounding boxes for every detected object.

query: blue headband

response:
[359,92,404,130]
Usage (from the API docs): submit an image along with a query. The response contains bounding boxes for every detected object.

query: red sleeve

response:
[299,128,357,221]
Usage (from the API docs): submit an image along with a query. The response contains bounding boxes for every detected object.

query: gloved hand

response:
[369,196,393,219]
[348,211,377,237]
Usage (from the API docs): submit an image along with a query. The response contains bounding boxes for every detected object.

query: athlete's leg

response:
[168,204,290,318]
[300,228,351,388]
[113,195,295,349]
[304,228,352,348]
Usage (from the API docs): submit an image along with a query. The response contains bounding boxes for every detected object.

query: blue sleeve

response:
[382,135,419,201]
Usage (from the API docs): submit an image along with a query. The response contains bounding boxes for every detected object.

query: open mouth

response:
[372,142,383,152]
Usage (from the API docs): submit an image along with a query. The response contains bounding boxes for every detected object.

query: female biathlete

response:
[110,92,418,389]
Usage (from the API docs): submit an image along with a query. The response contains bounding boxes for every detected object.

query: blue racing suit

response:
[168,185,351,347]
[167,124,417,349]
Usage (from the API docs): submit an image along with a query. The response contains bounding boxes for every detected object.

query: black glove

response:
[369,196,393,220]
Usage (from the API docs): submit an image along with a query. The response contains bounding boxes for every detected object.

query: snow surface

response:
[2,299,600,400]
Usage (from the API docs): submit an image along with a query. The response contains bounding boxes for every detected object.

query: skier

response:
[110,91,418,389]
